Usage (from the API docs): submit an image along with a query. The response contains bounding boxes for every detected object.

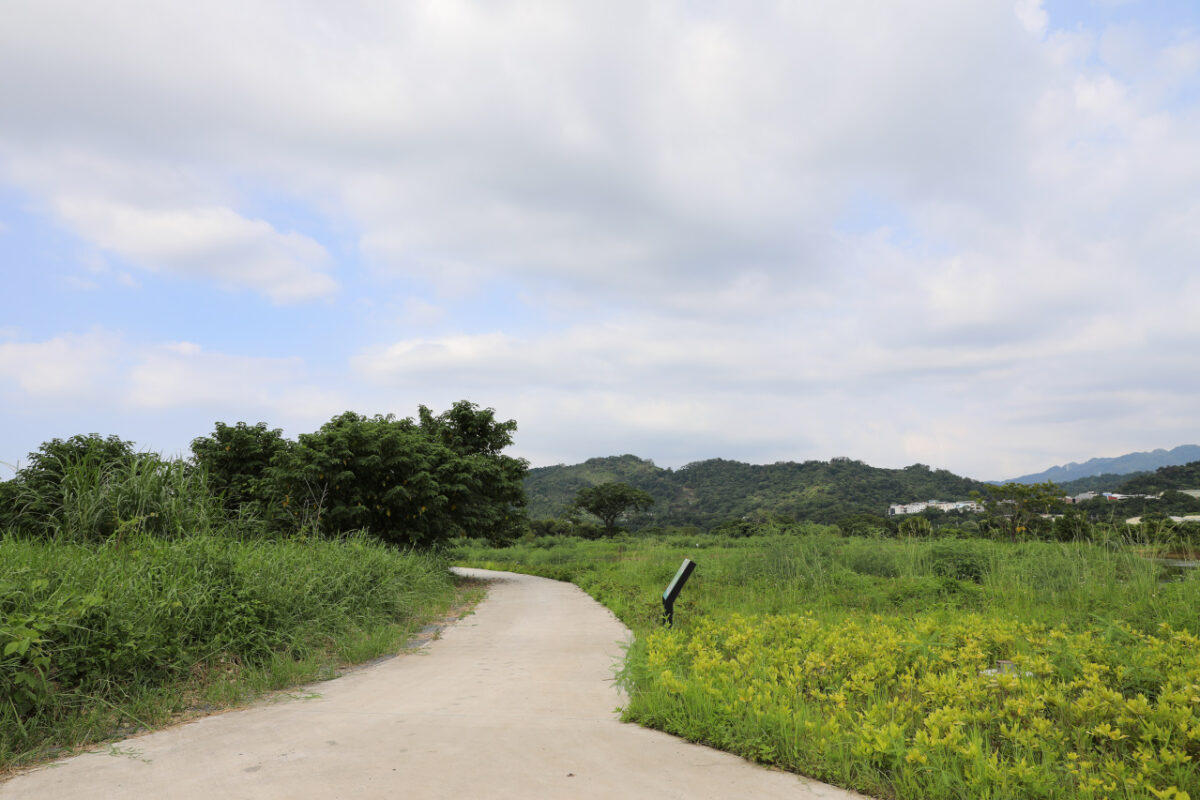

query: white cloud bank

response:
[1,1,1198,478]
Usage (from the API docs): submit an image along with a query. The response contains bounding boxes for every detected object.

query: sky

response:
[2,0,1199,482]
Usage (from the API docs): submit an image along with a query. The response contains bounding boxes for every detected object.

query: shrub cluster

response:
[0,401,527,546]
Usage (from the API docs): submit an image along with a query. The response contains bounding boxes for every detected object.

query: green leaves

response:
[571,482,655,536]
[266,404,527,546]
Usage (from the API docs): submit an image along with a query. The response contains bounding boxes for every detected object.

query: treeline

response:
[524,456,1200,544]
[0,401,527,546]
[525,455,991,528]
[1120,460,1200,494]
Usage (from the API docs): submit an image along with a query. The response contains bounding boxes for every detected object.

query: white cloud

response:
[53,197,336,303]
[0,330,120,395]
[126,342,346,420]
[1014,0,1048,39]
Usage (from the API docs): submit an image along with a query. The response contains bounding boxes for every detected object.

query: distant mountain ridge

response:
[1005,445,1200,485]
[525,454,991,527]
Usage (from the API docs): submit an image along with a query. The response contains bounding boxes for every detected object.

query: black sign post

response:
[661,558,696,627]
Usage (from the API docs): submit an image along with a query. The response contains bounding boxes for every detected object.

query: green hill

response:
[1118,460,1200,494]
[525,455,991,527]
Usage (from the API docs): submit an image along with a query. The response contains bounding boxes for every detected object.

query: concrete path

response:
[1,568,865,799]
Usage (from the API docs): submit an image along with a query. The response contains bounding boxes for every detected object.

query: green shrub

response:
[7,434,138,536]
[927,540,990,582]
[844,545,900,578]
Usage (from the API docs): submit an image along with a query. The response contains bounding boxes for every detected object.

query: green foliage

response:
[269,403,526,545]
[898,516,933,537]
[0,532,455,766]
[973,481,1065,541]
[190,421,292,512]
[836,513,895,537]
[6,450,227,543]
[926,539,991,582]
[1052,508,1093,541]
[526,455,991,528]
[6,434,138,536]
[570,481,654,535]
[1118,458,1200,494]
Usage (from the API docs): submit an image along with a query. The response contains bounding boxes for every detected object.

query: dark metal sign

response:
[661,558,696,627]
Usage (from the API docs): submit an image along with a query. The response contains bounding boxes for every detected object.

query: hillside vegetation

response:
[1119,460,1200,494]
[526,455,990,526]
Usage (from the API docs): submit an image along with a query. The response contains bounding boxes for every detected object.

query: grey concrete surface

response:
[1,568,867,799]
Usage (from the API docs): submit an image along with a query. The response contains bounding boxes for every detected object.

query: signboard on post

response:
[661,558,696,627]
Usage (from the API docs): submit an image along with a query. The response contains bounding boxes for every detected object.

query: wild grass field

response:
[452,530,1200,800]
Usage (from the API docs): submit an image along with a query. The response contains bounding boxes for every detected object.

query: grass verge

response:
[1,531,470,774]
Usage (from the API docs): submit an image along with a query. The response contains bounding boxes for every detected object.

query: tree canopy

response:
[570,481,654,536]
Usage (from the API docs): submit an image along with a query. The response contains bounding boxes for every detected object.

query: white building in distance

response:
[887,500,983,516]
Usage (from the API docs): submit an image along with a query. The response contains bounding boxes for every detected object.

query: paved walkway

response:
[1,568,865,799]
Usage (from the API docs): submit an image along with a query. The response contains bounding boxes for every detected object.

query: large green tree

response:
[190,421,293,512]
[269,403,527,545]
[570,481,654,536]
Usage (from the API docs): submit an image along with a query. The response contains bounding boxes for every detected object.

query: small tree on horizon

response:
[570,481,654,536]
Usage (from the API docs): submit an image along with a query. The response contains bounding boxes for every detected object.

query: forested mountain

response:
[524,455,990,527]
[1118,460,1200,494]
[1006,445,1200,485]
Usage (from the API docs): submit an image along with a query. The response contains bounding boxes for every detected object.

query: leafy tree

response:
[190,421,293,512]
[836,512,894,537]
[972,481,1064,541]
[418,400,518,456]
[268,405,527,546]
[570,481,654,536]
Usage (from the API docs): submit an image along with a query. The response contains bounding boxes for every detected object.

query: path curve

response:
[1,568,865,799]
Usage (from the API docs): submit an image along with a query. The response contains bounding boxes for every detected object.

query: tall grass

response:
[11,452,231,542]
[0,531,456,769]
[453,531,1192,634]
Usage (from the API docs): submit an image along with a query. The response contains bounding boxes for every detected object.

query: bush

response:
[928,540,990,583]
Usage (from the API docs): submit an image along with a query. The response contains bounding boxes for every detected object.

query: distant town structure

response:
[887,500,983,516]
